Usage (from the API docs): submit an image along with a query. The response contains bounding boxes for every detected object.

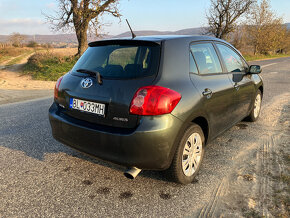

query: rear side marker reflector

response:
[54,76,63,99]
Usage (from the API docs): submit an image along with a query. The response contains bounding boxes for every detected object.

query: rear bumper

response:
[48,103,183,170]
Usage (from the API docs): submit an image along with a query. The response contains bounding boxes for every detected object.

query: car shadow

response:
[0,99,171,183]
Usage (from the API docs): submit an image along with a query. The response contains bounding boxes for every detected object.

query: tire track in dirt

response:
[256,134,277,217]
[198,178,229,217]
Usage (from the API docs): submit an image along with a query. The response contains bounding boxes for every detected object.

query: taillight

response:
[54,76,63,99]
[130,85,181,115]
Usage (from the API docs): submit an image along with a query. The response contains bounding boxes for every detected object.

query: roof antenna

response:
[126,19,136,39]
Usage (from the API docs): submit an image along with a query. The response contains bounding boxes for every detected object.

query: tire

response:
[246,90,262,122]
[168,123,205,184]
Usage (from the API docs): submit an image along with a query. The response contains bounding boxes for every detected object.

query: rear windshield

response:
[71,41,160,79]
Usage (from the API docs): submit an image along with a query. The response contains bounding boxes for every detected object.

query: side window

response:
[216,44,245,73]
[190,43,222,74]
[189,52,198,74]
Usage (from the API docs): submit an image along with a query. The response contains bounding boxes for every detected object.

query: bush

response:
[23,51,78,81]
[27,41,38,48]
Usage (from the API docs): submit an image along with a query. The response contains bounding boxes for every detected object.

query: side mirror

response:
[248,65,262,74]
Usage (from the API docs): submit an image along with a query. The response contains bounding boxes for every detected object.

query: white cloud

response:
[0,18,53,35]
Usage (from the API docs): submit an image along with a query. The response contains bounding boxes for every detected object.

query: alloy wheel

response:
[182,132,202,177]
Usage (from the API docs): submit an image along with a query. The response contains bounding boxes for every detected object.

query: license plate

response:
[69,98,105,116]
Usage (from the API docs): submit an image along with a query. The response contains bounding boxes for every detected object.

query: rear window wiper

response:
[76,69,103,85]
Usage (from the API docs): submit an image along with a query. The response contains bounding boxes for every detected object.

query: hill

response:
[0,24,289,45]
[114,27,203,38]
[0,27,203,44]
[0,34,102,45]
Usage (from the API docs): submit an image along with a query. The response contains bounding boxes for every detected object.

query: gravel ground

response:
[0,57,289,217]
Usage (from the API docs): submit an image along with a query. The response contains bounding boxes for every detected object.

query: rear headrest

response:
[104,64,124,76]
[124,64,143,77]
[193,51,206,65]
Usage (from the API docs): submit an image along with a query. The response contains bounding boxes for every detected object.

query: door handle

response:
[234,83,240,90]
[202,88,212,99]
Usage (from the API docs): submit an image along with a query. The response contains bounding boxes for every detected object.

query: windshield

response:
[71,42,161,79]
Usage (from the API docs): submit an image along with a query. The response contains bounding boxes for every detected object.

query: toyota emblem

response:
[81,78,93,89]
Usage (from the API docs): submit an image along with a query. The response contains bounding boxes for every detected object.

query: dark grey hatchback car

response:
[49,35,263,184]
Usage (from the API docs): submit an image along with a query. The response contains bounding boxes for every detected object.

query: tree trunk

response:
[76,28,88,56]
[254,45,257,55]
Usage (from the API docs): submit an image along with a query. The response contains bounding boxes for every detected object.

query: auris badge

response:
[81,78,93,89]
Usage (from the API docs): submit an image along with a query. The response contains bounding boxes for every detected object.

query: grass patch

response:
[22,52,78,81]
[244,53,290,62]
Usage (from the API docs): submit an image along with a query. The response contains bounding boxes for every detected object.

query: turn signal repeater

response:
[130,85,181,115]
[54,76,63,99]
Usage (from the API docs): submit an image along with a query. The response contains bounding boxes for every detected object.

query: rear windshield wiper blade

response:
[76,69,103,85]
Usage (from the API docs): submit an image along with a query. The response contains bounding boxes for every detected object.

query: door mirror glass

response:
[248,65,262,74]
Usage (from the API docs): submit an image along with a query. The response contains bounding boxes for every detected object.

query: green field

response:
[22,52,78,81]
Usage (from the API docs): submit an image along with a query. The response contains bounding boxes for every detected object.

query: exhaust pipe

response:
[124,167,142,179]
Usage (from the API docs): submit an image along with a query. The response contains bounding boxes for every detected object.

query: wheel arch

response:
[191,116,209,144]
[258,85,263,97]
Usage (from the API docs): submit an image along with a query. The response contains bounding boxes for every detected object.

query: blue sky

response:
[0,0,289,35]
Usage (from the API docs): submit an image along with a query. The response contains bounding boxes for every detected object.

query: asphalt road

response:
[0,57,289,217]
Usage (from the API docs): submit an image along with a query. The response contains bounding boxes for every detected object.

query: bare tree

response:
[246,0,286,55]
[45,0,121,56]
[9,33,27,47]
[206,0,255,39]
[230,25,248,50]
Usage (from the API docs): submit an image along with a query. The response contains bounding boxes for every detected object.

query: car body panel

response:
[49,102,183,170]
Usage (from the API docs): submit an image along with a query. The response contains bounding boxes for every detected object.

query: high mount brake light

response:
[54,76,63,99]
[130,85,181,115]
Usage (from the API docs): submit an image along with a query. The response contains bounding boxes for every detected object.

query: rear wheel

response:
[246,90,262,122]
[168,124,205,184]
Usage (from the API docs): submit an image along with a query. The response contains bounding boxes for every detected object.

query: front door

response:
[215,43,255,121]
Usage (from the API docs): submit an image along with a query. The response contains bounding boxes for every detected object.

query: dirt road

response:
[0,53,54,105]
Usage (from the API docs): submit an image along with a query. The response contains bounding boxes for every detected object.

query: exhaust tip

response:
[124,172,135,180]
[124,167,141,179]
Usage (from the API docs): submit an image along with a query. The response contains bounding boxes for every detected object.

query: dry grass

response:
[39,48,78,56]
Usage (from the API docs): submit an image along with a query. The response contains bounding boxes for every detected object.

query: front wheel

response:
[168,124,205,184]
[246,90,262,122]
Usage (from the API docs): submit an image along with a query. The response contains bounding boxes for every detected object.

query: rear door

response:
[189,42,237,138]
[57,40,161,129]
[215,43,255,121]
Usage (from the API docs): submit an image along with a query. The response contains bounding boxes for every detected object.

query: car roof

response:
[90,35,226,44]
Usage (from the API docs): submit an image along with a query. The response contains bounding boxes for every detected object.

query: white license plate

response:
[69,98,105,116]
